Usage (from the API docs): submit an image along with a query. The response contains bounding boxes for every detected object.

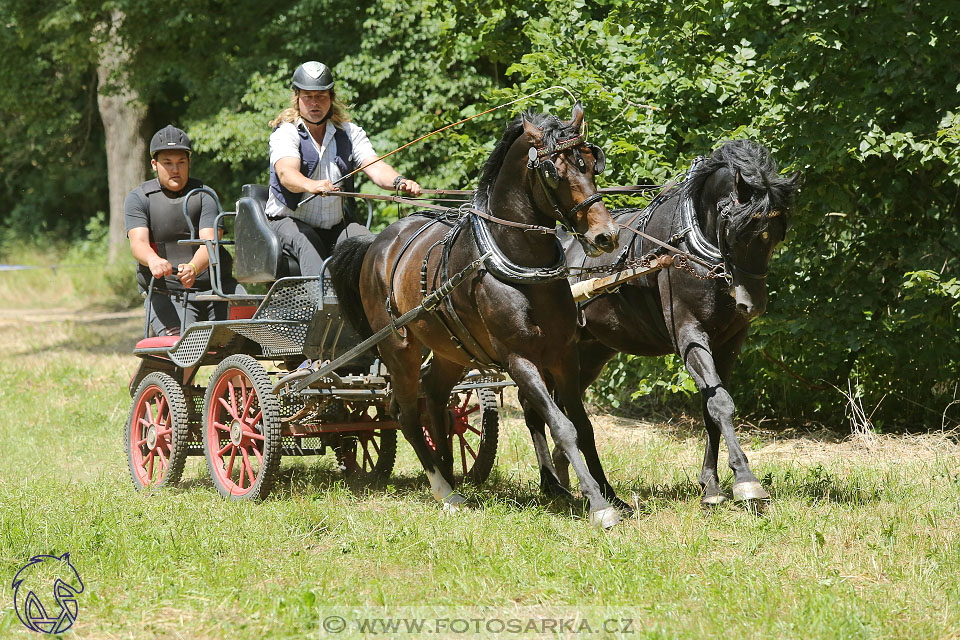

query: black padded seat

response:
[234,184,300,282]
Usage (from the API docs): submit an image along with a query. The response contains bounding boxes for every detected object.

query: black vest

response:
[268,122,357,221]
[136,178,232,292]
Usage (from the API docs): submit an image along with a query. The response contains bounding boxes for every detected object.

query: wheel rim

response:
[130,385,173,487]
[340,432,384,475]
[207,368,266,496]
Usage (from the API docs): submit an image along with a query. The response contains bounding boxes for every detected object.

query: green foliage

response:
[506,0,960,427]
[0,0,957,425]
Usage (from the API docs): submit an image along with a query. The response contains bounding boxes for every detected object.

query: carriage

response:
[125,100,798,524]
[125,184,510,500]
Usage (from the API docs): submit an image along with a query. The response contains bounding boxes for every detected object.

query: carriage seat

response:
[234,184,301,283]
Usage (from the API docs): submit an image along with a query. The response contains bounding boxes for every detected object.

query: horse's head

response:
[519,102,619,256]
[690,140,802,319]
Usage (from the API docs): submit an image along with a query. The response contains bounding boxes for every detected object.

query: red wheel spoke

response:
[228,379,238,418]
[147,451,155,479]
[217,442,233,456]
[460,440,468,476]
[246,431,265,441]
[142,450,154,471]
[136,437,148,447]
[241,448,256,487]
[155,428,172,437]
[465,424,482,436]
[240,376,249,413]
[462,405,480,416]
[156,449,168,471]
[240,385,256,422]
[248,410,262,428]
[368,436,381,455]
[217,396,238,420]
[144,401,156,426]
[155,396,167,422]
[138,417,153,430]
[458,391,473,412]
[227,446,237,478]
[461,437,478,460]
[213,421,230,433]
[252,445,263,464]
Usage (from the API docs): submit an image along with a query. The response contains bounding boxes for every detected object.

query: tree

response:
[96,9,147,262]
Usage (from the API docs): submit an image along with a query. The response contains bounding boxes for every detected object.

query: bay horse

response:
[540,139,802,506]
[330,103,627,527]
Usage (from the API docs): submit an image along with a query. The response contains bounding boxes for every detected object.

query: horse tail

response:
[329,235,375,338]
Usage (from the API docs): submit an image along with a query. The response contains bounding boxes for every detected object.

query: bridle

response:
[526,132,607,239]
[670,159,784,284]
[714,191,783,282]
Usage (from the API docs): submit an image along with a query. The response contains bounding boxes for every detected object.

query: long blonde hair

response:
[269,90,352,128]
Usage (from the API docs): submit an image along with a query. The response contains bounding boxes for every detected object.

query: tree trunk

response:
[96,10,147,263]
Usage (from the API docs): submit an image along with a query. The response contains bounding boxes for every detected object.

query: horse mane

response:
[684,139,799,233]
[472,111,578,212]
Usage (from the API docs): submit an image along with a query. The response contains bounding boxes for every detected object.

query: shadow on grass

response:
[260,462,604,522]
[761,464,885,505]
[9,314,141,357]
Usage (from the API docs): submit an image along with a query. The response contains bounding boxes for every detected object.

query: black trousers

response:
[266,216,371,276]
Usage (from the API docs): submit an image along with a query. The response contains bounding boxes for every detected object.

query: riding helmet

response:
[292,61,334,91]
[149,125,192,157]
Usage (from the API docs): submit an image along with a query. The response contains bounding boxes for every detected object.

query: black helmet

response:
[292,61,334,91]
[150,125,191,157]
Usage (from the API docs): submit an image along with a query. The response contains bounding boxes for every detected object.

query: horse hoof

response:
[442,493,467,515]
[733,482,770,502]
[589,507,621,529]
[701,494,728,508]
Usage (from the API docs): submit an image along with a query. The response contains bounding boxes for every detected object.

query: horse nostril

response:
[595,232,617,251]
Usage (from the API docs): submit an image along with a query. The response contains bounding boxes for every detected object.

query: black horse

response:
[330,103,627,527]
[539,139,802,506]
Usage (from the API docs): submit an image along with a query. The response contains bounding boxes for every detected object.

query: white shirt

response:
[265,119,377,229]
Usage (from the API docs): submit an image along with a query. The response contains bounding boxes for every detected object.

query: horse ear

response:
[569,101,584,131]
[788,170,804,190]
[522,117,544,146]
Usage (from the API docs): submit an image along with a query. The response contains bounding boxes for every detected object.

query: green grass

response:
[1,272,959,638]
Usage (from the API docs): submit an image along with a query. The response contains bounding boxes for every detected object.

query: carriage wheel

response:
[203,355,282,500]
[335,429,398,482]
[423,387,499,484]
[126,372,189,490]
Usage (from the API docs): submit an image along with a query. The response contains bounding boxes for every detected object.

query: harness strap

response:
[386,218,447,333]
[436,218,500,368]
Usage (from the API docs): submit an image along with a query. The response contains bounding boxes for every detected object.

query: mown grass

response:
[1,266,959,638]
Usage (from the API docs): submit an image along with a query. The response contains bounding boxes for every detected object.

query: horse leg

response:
[550,354,633,515]
[519,391,575,500]
[505,354,619,528]
[382,341,466,511]
[550,340,616,493]
[420,356,465,481]
[677,325,769,505]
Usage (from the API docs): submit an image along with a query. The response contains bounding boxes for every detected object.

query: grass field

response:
[1,264,959,639]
